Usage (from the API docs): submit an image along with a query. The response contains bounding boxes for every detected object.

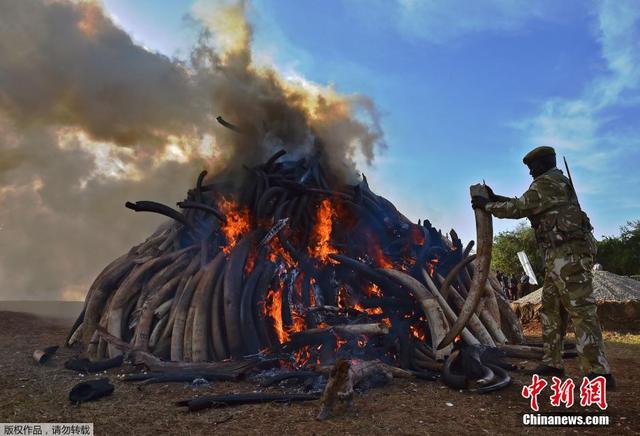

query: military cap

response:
[522,146,555,165]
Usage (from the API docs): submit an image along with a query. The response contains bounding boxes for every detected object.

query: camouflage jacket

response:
[485,168,595,252]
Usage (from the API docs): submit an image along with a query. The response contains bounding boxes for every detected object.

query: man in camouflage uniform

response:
[472,146,614,387]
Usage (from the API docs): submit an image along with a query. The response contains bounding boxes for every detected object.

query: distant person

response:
[501,274,511,299]
[496,270,505,295]
[509,274,518,299]
[496,269,504,292]
[518,273,531,299]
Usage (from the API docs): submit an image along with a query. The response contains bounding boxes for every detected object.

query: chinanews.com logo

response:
[521,375,610,427]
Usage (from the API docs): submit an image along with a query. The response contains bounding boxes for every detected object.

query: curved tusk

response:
[439,254,476,300]
[438,184,493,350]
[476,363,511,394]
[421,269,480,346]
[476,363,495,386]
[435,272,495,347]
[378,268,452,359]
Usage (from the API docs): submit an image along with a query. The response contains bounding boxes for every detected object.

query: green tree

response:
[491,223,544,281]
[596,220,640,276]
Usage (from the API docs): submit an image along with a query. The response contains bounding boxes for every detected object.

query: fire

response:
[371,242,393,268]
[427,258,439,278]
[381,317,392,327]
[357,336,368,348]
[366,283,383,297]
[244,247,257,275]
[411,224,425,245]
[353,303,383,315]
[294,274,304,299]
[337,286,348,309]
[410,325,426,341]
[309,277,317,306]
[264,285,288,344]
[267,236,297,267]
[288,311,306,334]
[218,197,250,254]
[308,198,338,263]
[293,346,312,367]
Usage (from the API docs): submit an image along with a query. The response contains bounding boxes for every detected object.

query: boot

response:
[527,364,565,376]
[586,372,616,391]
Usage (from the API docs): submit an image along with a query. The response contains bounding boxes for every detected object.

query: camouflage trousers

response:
[540,240,610,374]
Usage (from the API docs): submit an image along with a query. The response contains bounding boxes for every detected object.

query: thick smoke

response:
[0,0,385,300]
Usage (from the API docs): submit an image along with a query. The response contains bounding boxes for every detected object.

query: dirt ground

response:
[0,311,638,435]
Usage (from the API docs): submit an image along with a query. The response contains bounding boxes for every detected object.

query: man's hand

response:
[485,185,497,201]
[484,184,511,202]
[471,195,490,210]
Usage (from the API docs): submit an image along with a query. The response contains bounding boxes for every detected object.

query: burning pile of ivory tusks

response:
[67,150,527,375]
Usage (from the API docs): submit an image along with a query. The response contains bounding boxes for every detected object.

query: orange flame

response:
[371,242,393,268]
[308,198,338,263]
[288,310,306,334]
[427,258,439,278]
[337,285,348,309]
[244,247,257,275]
[218,197,250,254]
[366,283,383,297]
[309,278,317,307]
[353,303,383,315]
[410,325,426,341]
[264,284,289,344]
[294,346,312,367]
[357,335,368,348]
[268,236,297,267]
[411,225,425,245]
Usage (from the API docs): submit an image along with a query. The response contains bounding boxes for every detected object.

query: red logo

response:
[579,376,608,410]
[521,376,608,411]
[521,374,548,411]
[550,376,575,408]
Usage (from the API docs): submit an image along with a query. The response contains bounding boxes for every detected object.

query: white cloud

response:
[515,0,640,233]
[393,0,564,43]
[517,0,639,162]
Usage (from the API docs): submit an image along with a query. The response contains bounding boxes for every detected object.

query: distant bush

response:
[491,220,640,280]
[596,220,640,276]
[491,223,544,281]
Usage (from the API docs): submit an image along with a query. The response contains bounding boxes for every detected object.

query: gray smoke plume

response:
[0,0,385,300]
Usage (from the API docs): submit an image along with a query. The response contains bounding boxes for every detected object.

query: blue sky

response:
[103,0,639,243]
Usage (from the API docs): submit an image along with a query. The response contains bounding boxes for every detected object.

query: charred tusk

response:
[435,273,495,347]
[437,184,493,350]
[33,346,59,365]
[476,364,511,394]
[439,255,476,300]
[441,349,468,390]
[476,364,495,386]
[378,268,452,359]
[421,269,480,346]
